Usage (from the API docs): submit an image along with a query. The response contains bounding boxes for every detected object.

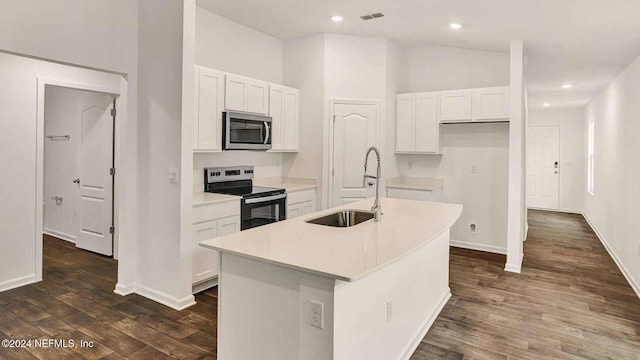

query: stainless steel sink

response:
[306,210,375,228]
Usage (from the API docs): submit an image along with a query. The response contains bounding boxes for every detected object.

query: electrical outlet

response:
[469,223,478,235]
[168,168,179,184]
[408,161,414,169]
[309,300,324,329]
[470,165,478,174]
[386,301,393,321]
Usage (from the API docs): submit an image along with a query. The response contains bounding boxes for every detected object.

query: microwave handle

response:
[264,122,270,144]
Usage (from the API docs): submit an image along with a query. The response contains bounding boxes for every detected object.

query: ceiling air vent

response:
[360,12,384,21]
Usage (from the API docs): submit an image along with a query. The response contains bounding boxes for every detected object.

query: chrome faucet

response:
[363,146,382,221]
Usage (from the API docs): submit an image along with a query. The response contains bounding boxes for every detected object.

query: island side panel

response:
[332,230,451,360]
[217,252,335,360]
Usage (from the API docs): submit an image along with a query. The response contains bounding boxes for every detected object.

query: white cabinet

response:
[269,85,299,152]
[439,90,473,122]
[225,74,268,114]
[194,66,224,152]
[387,187,442,202]
[192,201,240,288]
[396,92,440,154]
[472,86,510,121]
[286,189,316,219]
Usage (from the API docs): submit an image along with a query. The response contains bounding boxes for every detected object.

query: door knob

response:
[72,178,80,184]
[554,171,559,174]
[367,181,374,187]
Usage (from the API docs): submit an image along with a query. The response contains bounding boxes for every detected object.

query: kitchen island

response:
[200,197,462,360]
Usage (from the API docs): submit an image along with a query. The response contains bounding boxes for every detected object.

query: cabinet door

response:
[414,92,439,153]
[269,85,285,150]
[472,86,510,121]
[395,94,415,152]
[300,200,315,215]
[225,74,248,112]
[246,79,269,114]
[287,203,302,219]
[440,90,472,122]
[192,221,218,284]
[195,67,224,151]
[218,216,240,236]
[282,88,299,150]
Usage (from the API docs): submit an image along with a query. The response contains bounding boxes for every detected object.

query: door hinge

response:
[110,168,115,176]
[109,226,114,234]
[110,108,116,117]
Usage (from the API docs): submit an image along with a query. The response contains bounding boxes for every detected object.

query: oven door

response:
[223,112,272,150]
[241,193,286,230]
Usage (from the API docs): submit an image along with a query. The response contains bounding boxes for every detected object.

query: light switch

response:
[169,168,179,184]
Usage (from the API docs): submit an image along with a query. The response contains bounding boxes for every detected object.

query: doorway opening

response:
[42,85,117,282]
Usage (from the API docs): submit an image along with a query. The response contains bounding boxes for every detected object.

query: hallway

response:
[1,211,639,359]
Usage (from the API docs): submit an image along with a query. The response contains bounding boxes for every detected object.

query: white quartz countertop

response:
[386,177,444,191]
[253,177,317,193]
[192,192,241,207]
[200,197,462,282]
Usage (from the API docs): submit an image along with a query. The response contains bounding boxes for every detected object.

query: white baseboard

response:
[399,290,451,360]
[135,285,197,311]
[114,283,135,296]
[527,207,582,214]
[450,240,507,255]
[504,262,522,273]
[43,228,76,243]
[0,274,39,293]
[192,277,217,294]
[582,212,640,300]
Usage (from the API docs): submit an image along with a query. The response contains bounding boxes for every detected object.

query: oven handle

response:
[244,193,286,204]
[264,122,270,144]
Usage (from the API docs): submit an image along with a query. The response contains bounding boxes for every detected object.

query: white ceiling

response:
[197,0,640,109]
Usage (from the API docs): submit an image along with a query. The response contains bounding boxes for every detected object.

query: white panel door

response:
[439,90,472,122]
[192,220,218,283]
[395,94,414,152]
[526,126,560,210]
[332,102,377,207]
[195,67,224,150]
[76,95,114,256]
[414,92,439,153]
[472,87,510,121]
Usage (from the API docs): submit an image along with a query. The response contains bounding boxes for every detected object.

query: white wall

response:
[582,51,640,297]
[43,87,112,242]
[397,45,511,254]
[384,41,408,182]
[528,108,585,212]
[407,46,510,92]
[281,35,326,205]
[398,124,509,253]
[135,0,194,309]
[194,7,285,185]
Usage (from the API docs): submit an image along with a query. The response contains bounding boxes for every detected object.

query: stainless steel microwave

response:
[223,111,272,150]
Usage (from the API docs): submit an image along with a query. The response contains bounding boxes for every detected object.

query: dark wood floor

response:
[1,210,639,359]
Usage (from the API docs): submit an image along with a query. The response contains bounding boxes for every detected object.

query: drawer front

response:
[193,201,240,224]
[286,188,316,205]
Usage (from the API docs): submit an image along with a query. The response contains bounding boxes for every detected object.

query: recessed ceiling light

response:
[561,83,573,89]
[331,15,343,22]
[543,102,551,107]
[449,23,462,30]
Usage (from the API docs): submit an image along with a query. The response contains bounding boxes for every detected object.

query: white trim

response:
[527,207,583,214]
[326,99,381,209]
[135,285,197,311]
[36,76,124,288]
[582,212,640,300]
[0,274,39,293]
[43,228,76,243]
[450,240,507,255]
[399,290,451,360]
[192,277,218,294]
[114,283,135,296]
[504,262,522,273]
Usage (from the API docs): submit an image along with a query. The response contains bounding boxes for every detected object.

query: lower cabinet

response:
[286,189,316,219]
[387,187,442,202]
[192,202,240,289]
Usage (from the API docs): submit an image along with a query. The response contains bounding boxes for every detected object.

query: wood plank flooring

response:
[1,210,639,359]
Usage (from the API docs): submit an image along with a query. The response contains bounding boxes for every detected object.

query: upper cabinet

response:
[194,66,224,152]
[396,92,440,154]
[439,86,509,123]
[472,86,510,121]
[440,90,473,122]
[224,74,269,115]
[269,84,299,152]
